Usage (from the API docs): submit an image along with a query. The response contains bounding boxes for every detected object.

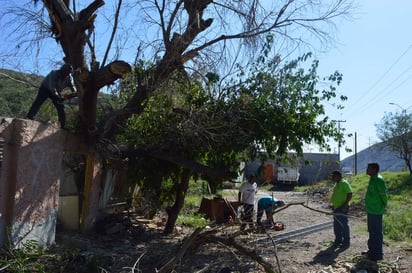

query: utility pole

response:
[354,132,357,175]
[336,120,346,161]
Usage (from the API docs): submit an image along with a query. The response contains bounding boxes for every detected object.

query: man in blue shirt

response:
[256,195,285,228]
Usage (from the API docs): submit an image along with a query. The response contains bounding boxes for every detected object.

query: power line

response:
[342,43,412,116]
[358,66,412,111]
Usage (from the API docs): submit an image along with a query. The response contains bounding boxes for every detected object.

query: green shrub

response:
[0,240,47,273]
[384,202,412,242]
[177,213,212,228]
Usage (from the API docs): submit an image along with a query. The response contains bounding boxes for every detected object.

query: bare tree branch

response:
[0,72,39,89]
[101,0,122,68]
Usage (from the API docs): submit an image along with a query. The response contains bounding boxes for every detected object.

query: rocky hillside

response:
[341,141,407,174]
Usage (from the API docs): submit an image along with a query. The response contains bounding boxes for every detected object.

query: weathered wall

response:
[0,118,65,248]
[298,153,340,185]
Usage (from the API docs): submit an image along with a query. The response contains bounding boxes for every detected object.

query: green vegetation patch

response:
[177,213,212,228]
[349,172,411,243]
[298,172,412,244]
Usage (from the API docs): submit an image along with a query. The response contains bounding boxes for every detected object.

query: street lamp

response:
[389,102,412,112]
[389,102,412,127]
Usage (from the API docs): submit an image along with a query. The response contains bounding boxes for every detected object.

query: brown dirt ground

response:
[52,189,412,273]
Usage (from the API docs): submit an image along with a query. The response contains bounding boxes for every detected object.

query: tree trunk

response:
[207,178,218,194]
[81,153,104,232]
[164,169,191,234]
[405,159,412,175]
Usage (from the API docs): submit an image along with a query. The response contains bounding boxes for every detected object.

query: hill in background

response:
[341,141,407,174]
[0,68,42,119]
[0,68,114,128]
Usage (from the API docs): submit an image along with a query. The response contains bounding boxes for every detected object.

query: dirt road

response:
[55,188,411,273]
[239,189,412,273]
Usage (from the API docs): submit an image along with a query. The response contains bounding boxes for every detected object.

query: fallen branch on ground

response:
[157,200,360,273]
[273,202,357,218]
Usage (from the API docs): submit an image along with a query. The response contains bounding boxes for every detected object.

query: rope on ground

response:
[273,201,359,219]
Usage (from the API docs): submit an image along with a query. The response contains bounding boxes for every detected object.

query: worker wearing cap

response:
[331,170,352,249]
[256,196,285,228]
[27,63,76,129]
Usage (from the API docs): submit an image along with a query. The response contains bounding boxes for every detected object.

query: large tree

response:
[1,0,353,231]
[120,46,346,232]
[376,110,412,175]
[1,0,353,141]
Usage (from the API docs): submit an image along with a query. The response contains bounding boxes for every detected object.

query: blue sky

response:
[314,0,412,160]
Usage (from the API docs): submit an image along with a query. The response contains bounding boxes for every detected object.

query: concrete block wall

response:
[0,118,65,248]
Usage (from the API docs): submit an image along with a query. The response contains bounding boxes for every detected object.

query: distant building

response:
[298,153,340,185]
[244,153,340,186]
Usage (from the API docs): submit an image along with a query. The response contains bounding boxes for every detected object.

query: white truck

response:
[276,166,300,187]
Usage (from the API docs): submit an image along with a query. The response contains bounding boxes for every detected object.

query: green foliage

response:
[0,68,83,128]
[347,173,369,205]
[383,173,412,242]
[0,240,47,273]
[0,69,42,119]
[300,172,411,243]
[227,48,347,160]
[118,43,348,223]
[295,180,329,192]
[128,157,180,215]
[0,239,106,273]
[186,179,210,197]
[376,111,412,174]
[386,172,412,193]
[0,68,114,129]
[177,179,213,228]
[177,213,211,228]
[0,68,60,124]
[121,44,348,172]
[384,202,412,241]
[348,172,412,243]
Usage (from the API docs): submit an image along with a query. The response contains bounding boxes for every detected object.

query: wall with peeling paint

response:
[0,118,65,248]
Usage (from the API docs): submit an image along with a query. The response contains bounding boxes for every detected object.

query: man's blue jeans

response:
[367,213,383,258]
[333,207,350,246]
[27,85,66,128]
[240,204,254,230]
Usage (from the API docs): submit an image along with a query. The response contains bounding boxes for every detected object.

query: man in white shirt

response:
[238,175,257,230]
